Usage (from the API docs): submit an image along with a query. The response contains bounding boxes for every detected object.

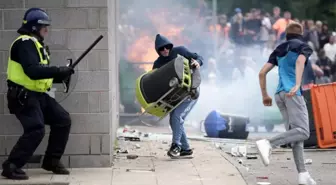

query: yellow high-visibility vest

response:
[7,35,53,92]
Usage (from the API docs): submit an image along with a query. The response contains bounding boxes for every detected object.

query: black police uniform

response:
[1,8,74,180]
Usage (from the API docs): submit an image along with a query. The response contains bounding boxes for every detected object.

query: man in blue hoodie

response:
[257,22,316,185]
[152,34,203,158]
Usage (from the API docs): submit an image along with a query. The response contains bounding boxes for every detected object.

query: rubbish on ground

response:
[126,168,155,172]
[126,155,139,159]
[246,155,258,160]
[304,159,313,164]
[287,158,291,160]
[144,133,150,137]
[125,137,141,141]
[231,145,247,157]
[117,126,142,141]
[117,149,128,154]
[237,159,243,164]
[135,144,141,149]
[256,176,271,185]
[162,141,168,144]
[238,146,247,156]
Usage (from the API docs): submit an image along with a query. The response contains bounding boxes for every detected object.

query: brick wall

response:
[0,0,119,168]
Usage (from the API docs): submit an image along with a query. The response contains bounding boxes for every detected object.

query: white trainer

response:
[298,172,317,185]
[256,139,272,166]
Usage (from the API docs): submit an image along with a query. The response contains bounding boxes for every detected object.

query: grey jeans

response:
[269,91,310,173]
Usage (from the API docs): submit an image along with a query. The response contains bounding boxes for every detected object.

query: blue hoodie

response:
[267,34,313,95]
[152,34,203,69]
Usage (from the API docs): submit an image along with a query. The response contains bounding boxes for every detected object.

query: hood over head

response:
[155,34,173,55]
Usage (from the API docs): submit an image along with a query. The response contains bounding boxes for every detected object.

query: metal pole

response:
[212,0,218,58]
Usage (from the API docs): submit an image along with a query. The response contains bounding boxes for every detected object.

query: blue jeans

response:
[169,99,197,150]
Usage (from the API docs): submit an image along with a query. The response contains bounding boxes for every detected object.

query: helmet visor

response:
[37,19,50,26]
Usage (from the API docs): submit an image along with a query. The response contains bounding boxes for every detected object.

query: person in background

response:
[257,22,317,185]
[319,23,331,49]
[273,11,293,42]
[218,15,230,40]
[244,9,261,45]
[303,20,320,51]
[270,6,282,48]
[260,11,272,52]
[302,60,324,90]
[323,35,336,64]
[315,49,332,84]
[152,34,203,158]
[230,8,243,24]
[315,20,323,33]
[270,6,281,25]
[230,12,244,45]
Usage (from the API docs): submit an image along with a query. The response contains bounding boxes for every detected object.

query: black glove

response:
[55,66,74,80]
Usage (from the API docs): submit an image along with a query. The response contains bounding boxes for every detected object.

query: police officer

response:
[1,8,74,180]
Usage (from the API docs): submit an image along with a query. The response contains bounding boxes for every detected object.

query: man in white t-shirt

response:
[323,35,336,63]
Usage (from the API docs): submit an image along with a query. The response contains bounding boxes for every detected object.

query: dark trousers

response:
[5,87,71,168]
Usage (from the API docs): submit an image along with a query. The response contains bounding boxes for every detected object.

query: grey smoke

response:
[120,0,282,128]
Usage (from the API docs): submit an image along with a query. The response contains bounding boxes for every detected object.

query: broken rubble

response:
[135,144,141,149]
[304,159,313,165]
[127,155,139,159]
[231,145,247,157]
[246,155,258,160]
[117,149,129,154]
[256,176,271,185]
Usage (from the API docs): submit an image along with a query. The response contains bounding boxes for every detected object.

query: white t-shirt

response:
[324,43,336,63]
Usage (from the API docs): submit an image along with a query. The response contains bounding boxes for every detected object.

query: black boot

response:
[41,157,70,175]
[1,161,28,180]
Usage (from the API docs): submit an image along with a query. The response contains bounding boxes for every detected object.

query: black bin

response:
[303,89,318,148]
[140,55,201,104]
[218,114,250,140]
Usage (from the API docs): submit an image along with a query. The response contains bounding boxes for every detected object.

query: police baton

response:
[63,35,104,93]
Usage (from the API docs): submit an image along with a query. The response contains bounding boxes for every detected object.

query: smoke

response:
[119,0,282,128]
[119,0,214,60]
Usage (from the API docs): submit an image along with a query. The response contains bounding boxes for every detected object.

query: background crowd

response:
[117,0,336,113]
[206,6,336,84]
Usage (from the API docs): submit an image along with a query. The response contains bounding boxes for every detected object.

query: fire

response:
[126,8,190,72]
[126,34,157,72]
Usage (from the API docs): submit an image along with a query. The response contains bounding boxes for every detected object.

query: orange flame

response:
[126,34,157,72]
[126,9,190,72]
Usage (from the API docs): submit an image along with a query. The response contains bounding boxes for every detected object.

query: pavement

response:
[129,125,336,185]
[210,127,336,185]
[222,148,336,185]
[1,124,335,185]
[0,125,247,185]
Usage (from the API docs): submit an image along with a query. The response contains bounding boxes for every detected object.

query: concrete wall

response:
[0,0,119,168]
